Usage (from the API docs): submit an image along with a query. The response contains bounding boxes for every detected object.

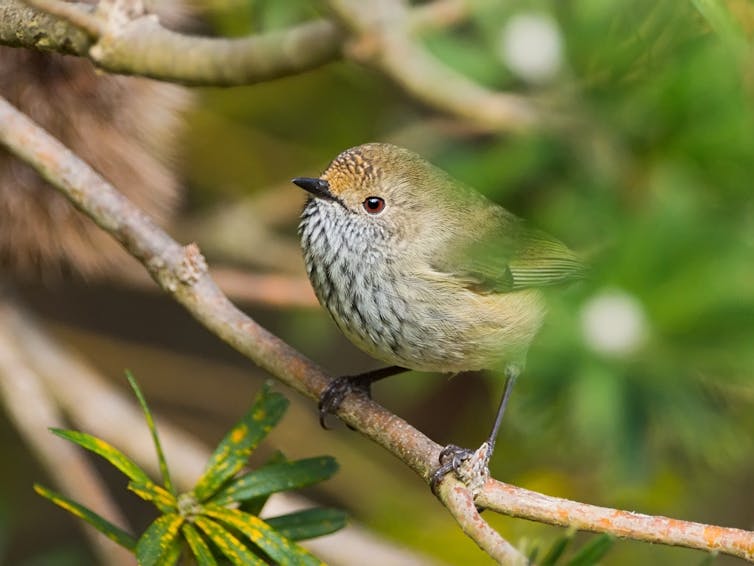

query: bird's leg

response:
[319,365,409,429]
[430,366,519,494]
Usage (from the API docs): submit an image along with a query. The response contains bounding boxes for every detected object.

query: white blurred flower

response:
[499,12,563,84]
[580,289,648,357]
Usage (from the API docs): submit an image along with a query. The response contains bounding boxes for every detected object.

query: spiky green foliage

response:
[36,376,345,566]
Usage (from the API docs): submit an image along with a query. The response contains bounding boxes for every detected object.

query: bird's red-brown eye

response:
[363,196,385,214]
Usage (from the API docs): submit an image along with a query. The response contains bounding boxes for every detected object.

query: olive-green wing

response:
[433,218,585,294]
[507,228,586,290]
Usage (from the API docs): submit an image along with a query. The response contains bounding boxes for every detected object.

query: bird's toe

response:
[318,375,372,429]
[430,442,491,496]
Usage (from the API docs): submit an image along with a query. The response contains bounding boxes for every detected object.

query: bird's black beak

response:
[292,177,335,201]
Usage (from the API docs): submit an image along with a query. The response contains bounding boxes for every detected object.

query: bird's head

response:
[294,143,467,235]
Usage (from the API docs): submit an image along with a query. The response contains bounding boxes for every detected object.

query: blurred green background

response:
[3,0,754,564]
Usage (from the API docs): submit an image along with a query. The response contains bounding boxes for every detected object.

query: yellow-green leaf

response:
[211,457,338,506]
[265,508,347,541]
[182,523,217,566]
[240,450,287,516]
[203,504,322,566]
[128,481,177,514]
[193,383,288,501]
[157,536,182,566]
[136,513,184,566]
[51,428,151,485]
[34,484,137,551]
[193,516,265,566]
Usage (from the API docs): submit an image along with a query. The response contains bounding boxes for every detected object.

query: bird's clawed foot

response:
[430,442,492,496]
[318,375,373,429]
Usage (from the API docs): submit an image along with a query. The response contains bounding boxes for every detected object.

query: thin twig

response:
[328,0,538,131]
[209,268,318,308]
[409,0,472,34]
[119,266,319,308]
[0,95,752,563]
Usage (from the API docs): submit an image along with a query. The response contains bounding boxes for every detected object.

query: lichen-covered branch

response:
[0,0,92,53]
[1,95,752,563]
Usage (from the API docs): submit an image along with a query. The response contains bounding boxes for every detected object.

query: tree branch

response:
[0,0,92,53]
[478,481,753,560]
[9,0,343,86]
[0,89,523,564]
[439,480,526,565]
[0,95,752,563]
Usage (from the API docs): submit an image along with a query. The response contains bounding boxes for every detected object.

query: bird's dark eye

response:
[363,196,385,214]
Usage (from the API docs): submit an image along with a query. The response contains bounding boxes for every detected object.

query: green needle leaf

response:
[51,428,151,485]
[182,523,218,566]
[193,383,289,501]
[126,371,175,494]
[203,504,322,566]
[566,534,614,566]
[265,508,347,541]
[211,457,338,505]
[541,530,575,566]
[193,516,265,566]
[136,513,184,566]
[692,0,747,54]
[34,484,137,551]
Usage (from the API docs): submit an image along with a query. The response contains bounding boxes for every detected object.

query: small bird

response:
[293,143,584,490]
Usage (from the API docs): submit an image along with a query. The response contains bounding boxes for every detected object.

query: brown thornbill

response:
[293,143,584,490]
